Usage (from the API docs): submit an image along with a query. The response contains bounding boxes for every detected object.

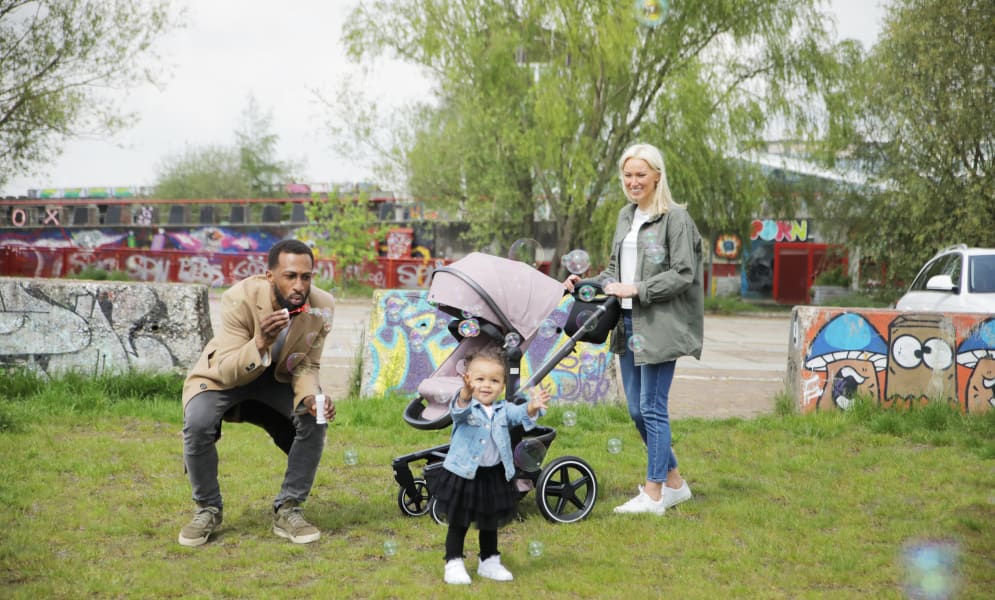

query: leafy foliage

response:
[153,144,251,199]
[0,0,181,187]
[299,190,387,285]
[825,0,995,283]
[338,0,846,273]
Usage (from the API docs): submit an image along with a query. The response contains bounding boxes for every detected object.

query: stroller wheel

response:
[397,478,431,517]
[536,456,598,524]
[428,498,448,525]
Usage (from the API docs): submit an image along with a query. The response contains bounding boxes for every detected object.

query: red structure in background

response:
[0,246,450,290]
[772,242,847,304]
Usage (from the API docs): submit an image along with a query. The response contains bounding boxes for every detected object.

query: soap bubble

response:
[634,0,669,28]
[575,310,599,332]
[505,332,522,348]
[561,249,591,275]
[508,238,543,268]
[578,285,596,302]
[344,448,358,466]
[287,353,312,376]
[383,539,398,557]
[386,308,401,322]
[513,438,547,472]
[460,308,474,319]
[902,540,960,600]
[607,438,623,454]
[538,319,558,339]
[645,243,665,264]
[562,410,577,427]
[305,331,323,349]
[457,318,480,337]
[639,229,659,245]
[527,540,544,558]
[627,334,646,352]
[221,292,244,311]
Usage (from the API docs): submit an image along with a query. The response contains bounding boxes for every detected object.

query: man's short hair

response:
[268,239,314,269]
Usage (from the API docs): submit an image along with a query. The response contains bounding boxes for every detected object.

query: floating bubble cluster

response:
[607,438,623,454]
[561,249,591,275]
[902,540,960,600]
[634,0,669,28]
[513,438,547,472]
[457,318,480,337]
[645,243,665,264]
[508,238,543,268]
[538,319,559,340]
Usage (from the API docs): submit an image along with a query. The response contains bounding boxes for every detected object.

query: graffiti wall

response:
[0,278,212,376]
[787,306,995,414]
[362,290,620,404]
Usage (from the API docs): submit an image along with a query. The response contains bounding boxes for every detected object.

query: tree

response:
[0,0,180,188]
[822,0,995,284]
[338,0,845,271]
[299,190,386,287]
[153,144,251,200]
[154,96,296,200]
[236,94,296,198]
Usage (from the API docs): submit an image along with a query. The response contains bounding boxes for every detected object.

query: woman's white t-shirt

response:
[619,208,652,309]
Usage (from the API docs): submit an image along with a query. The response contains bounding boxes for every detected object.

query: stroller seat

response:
[403,376,462,430]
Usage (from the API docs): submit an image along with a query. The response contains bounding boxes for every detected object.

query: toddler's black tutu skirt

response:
[428,464,520,530]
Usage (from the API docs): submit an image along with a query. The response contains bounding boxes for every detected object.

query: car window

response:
[910,253,959,291]
[968,254,995,293]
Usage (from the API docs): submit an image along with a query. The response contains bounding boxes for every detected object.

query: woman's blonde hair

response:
[618,143,680,216]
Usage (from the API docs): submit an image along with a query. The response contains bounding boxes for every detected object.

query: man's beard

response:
[273,284,308,310]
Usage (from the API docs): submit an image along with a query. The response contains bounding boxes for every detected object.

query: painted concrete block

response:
[0,277,212,376]
[787,306,995,414]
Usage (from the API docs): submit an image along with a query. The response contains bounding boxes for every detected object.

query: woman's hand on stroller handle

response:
[562,274,581,292]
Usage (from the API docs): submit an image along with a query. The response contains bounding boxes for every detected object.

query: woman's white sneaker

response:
[613,487,666,515]
[662,481,692,508]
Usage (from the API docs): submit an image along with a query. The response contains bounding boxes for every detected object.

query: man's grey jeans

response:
[182,367,325,512]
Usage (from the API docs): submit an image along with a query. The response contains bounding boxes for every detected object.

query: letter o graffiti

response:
[12,208,26,226]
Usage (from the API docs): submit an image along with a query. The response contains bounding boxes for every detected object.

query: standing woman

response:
[566,142,703,515]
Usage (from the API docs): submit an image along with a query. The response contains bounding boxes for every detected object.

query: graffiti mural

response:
[362,290,616,404]
[790,307,995,414]
[0,279,210,376]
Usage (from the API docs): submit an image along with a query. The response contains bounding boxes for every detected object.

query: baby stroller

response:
[390,252,620,524]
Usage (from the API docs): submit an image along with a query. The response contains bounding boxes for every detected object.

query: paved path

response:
[209,292,791,419]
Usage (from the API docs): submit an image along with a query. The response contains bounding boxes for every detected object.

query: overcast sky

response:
[2,0,886,197]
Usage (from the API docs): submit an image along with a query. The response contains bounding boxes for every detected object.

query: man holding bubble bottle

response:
[178,239,337,546]
[564,142,703,515]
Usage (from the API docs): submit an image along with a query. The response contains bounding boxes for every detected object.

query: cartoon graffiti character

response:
[956,318,995,414]
[884,314,957,407]
[803,313,887,410]
[368,291,455,395]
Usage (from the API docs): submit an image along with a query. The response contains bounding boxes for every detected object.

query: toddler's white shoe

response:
[477,555,514,581]
[444,558,471,585]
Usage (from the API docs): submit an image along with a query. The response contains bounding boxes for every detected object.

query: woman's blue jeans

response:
[619,312,678,483]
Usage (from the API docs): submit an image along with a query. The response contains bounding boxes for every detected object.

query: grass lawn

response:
[0,372,992,599]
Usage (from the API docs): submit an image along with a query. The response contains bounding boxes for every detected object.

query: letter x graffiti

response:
[43,208,60,225]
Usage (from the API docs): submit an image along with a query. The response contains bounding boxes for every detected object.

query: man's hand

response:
[301,394,336,423]
[256,308,291,353]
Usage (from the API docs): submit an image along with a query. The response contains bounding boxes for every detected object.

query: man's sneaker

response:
[662,481,692,508]
[273,500,320,544]
[613,486,666,515]
[477,555,514,581]
[178,504,222,547]
[444,558,471,585]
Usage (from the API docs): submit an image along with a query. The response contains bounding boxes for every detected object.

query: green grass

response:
[1,371,993,598]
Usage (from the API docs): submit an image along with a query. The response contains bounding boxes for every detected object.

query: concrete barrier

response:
[362,289,621,404]
[0,277,212,375]
[787,306,995,414]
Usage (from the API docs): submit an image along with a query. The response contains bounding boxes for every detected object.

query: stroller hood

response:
[428,252,565,341]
